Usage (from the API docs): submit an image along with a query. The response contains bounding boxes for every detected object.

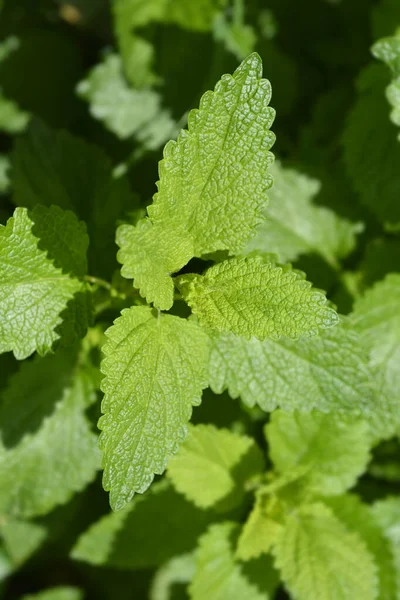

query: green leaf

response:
[190,522,277,600]
[178,257,338,340]
[116,54,276,309]
[71,481,214,569]
[99,306,209,511]
[150,554,195,600]
[236,492,283,561]
[77,53,177,151]
[167,423,261,509]
[343,64,400,226]
[246,162,363,267]
[213,0,256,61]
[208,319,375,413]
[0,518,47,568]
[0,206,92,360]
[0,349,100,518]
[11,121,135,277]
[21,588,83,600]
[266,410,371,495]
[350,274,400,440]
[274,502,378,600]
[325,495,397,600]
[372,33,400,134]
[0,155,10,194]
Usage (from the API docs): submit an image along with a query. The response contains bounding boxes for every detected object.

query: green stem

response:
[82,275,112,291]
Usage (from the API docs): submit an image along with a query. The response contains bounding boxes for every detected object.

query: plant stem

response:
[82,275,112,291]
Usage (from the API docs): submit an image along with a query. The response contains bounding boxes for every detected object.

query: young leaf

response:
[190,522,278,600]
[71,481,214,569]
[325,495,398,600]
[11,122,135,277]
[236,493,283,561]
[372,33,400,134]
[21,588,83,600]
[178,257,338,340]
[167,423,262,509]
[117,53,276,310]
[99,306,209,511]
[274,503,378,600]
[245,162,363,266]
[350,274,400,440]
[0,350,100,518]
[208,320,376,413]
[0,205,92,359]
[266,410,371,495]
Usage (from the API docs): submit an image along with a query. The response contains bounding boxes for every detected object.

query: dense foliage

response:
[1,1,400,599]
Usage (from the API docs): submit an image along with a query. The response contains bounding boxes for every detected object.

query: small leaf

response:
[236,493,283,561]
[178,257,338,340]
[99,307,209,510]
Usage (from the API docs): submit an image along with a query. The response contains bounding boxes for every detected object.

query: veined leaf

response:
[208,319,376,413]
[266,410,371,495]
[178,257,338,340]
[0,350,100,518]
[0,205,92,359]
[167,423,262,509]
[274,503,378,600]
[246,162,363,266]
[99,306,209,511]
[117,54,276,309]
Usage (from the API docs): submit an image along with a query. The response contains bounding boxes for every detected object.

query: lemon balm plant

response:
[1,2,400,598]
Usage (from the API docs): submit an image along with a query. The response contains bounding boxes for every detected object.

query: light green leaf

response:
[178,257,338,340]
[343,64,400,226]
[372,496,400,598]
[0,206,92,360]
[325,495,397,600]
[246,162,363,266]
[77,53,177,150]
[266,410,371,495]
[11,122,135,277]
[0,350,100,518]
[208,319,376,413]
[150,554,195,600]
[99,306,209,511]
[350,274,400,440]
[190,522,277,600]
[71,481,214,569]
[21,588,83,600]
[274,503,378,600]
[167,423,261,509]
[372,33,400,134]
[236,493,283,561]
[117,54,276,309]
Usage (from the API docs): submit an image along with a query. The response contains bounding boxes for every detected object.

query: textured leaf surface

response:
[274,503,378,600]
[326,495,397,600]
[117,54,275,309]
[236,493,283,561]
[372,34,400,133]
[208,319,376,413]
[246,162,363,266]
[266,410,371,495]
[77,53,177,151]
[167,423,256,509]
[99,307,209,510]
[179,257,338,340]
[11,123,134,277]
[0,350,100,518]
[71,481,214,569]
[21,588,83,600]
[0,206,91,359]
[190,522,276,600]
[351,274,400,440]
[343,64,400,226]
